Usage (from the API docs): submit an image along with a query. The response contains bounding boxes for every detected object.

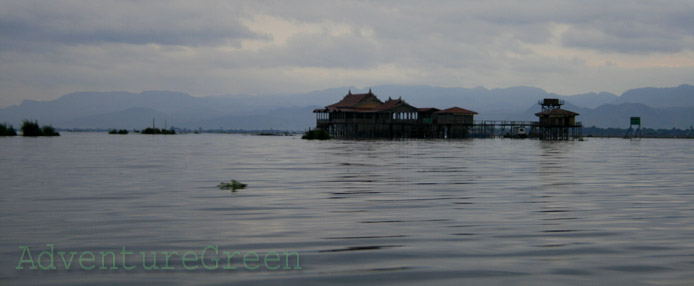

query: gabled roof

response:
[436,107,478,115]
[374,98,403,110]
[535,108,579,117]
[322,90,477,115]
[327,90,382,108]
[329,107,377,112]
[373,98,420,112]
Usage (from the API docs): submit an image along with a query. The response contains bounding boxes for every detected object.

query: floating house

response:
[312,91,582,140]
[313,89,477,139]
[535,98,582,140]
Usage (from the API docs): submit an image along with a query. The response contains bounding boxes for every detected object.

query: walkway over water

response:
[471,120,583,138]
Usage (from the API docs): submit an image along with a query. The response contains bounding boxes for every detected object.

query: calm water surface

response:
[1,133,693,285]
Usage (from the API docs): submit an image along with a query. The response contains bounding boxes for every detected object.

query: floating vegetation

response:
[255,132,295,136]
[21,120,59,136]
[21,120,41,136]
[0,123,17,136]
[41,125,60,136]
[217,180,247,192]
[141,127,176,135]
[302,129,330,140]
[108,129,129,134]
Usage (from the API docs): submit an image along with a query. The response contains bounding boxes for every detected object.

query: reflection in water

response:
[0,134,693,285]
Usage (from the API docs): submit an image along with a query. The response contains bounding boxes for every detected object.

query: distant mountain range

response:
[1,84,692,130]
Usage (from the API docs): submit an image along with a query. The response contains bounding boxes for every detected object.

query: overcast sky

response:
[1,0,693,107]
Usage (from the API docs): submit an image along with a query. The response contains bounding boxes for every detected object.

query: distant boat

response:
[509,127,528,139]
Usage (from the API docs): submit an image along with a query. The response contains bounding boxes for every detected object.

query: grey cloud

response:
[268,33,382,68]
[249,0,693,55]
[203,32,384,69]
[556,1,694,53]
[7,0,690,55]
[0,1,268,49]
[238,1,555,70]
[0,0,692,107]
[561,24,690,54]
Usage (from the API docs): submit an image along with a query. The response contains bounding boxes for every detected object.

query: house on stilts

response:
[313,89,477,139]
[534,99,582,140]
[312,90,582,140]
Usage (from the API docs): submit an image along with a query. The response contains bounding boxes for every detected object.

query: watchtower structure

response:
[535,98,582,140]
[540,98,564,111]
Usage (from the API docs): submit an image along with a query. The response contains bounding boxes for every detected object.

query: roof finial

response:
[348,89,352,95]
[368,88,372,94]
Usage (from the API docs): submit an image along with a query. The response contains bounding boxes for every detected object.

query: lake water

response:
[1,133,693,285]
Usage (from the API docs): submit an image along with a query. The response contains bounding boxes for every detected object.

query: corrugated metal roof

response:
[436,107,478,115]
[535,108,579,116]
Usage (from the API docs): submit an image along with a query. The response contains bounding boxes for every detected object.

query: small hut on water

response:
[535,99,582,140]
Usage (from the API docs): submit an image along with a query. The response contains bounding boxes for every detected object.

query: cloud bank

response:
[1,0,692,106]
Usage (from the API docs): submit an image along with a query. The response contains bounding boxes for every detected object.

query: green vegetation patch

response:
[217,180,247,192]
[21,120,60,136]
[109,129,129,134]
[0,123,18,136]
[302,129,330,140]
[41,125,60,136]
[141,127,176,135]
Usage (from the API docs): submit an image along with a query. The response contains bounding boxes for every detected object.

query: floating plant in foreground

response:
[217,180,247,192]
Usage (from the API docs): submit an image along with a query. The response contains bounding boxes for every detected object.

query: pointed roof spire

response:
[368,88,372,94]
[348,89,352,95]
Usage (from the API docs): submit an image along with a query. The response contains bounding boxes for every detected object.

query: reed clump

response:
[141,127,175,135]
[21,120,59,136]
[302,129,330,140]
[109,129,129,134]
[0,123,17,136]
